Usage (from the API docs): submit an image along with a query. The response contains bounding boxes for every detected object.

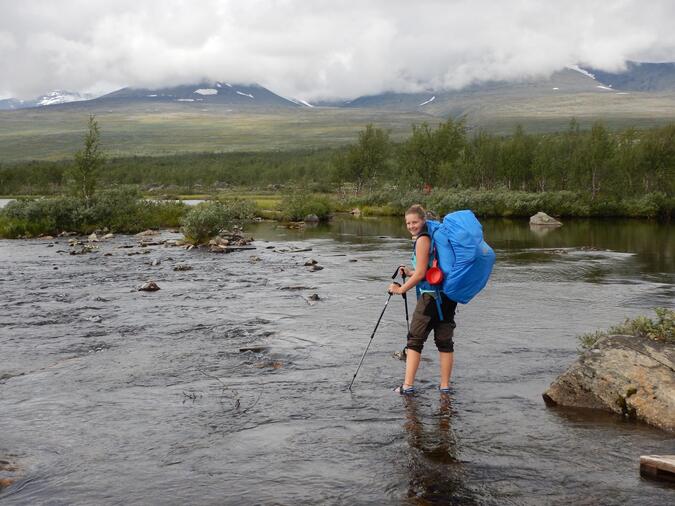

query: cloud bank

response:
[1,0,675,100]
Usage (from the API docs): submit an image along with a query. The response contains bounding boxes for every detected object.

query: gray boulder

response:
[304,214,320,223]
[530,211,562,226]
[543,334,675,432]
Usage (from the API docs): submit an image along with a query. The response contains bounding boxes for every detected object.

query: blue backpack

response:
[415,210,496,318]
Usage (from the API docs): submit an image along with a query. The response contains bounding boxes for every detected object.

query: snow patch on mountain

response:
[419,96,436,106]
[567,65,596,80]
[236,91,254,99]
[288,98,314,107]
[596,85,613,91]
[37,90,90,106]
[194,88,218,95]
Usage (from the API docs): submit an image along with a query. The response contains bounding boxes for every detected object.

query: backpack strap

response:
[429,228,445,321]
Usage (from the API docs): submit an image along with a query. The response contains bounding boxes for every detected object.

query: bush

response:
[181,199,255,244]
[280,193,333,221]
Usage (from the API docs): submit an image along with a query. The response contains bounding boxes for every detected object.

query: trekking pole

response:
[348,282,400,391]
[400,270,410,332]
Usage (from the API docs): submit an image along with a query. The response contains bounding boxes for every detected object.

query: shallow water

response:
[0,216,673,504]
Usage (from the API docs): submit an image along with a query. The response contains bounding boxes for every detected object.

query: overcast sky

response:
[1,0,675,100]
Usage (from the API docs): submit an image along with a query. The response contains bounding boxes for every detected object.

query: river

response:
[0,215,673,504]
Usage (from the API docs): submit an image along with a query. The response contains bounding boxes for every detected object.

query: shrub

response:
[0,187,189,237]
[280,193,333,221]
[181,199,255,244]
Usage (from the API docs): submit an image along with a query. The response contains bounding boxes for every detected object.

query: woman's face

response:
[405,213,426,237]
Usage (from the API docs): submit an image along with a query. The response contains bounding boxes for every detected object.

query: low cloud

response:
[1,0,674,100]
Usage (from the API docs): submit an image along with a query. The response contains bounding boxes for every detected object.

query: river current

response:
[1,216,673,504]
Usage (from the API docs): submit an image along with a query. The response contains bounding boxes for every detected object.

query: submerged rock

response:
[543,334,675,432]
[307,264,324,272]
[0,457,20,490]
[530,211,562,226]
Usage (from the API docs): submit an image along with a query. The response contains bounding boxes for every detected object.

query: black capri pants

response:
[406,293,457,353]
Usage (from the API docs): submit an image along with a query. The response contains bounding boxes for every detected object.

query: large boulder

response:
[530,211,562,226]
[543,335,675,432]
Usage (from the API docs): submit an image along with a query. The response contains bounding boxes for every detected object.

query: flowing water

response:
[0,216,673,504]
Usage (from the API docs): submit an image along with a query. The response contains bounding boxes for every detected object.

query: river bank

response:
[1,216,673,504]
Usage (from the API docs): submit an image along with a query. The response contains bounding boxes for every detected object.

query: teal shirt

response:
[411,234,437,298]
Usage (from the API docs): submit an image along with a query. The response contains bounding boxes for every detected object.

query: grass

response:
[0,105,432,162]
[577,308,675,351]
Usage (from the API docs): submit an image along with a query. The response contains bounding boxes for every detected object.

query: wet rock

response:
[173,264,192,271]
[136,229,160,237]
[102,233,114,240]
[239,346,269,353]
[304,214,320,223]
[543,334,675,432]
[88,233,99,242]
[280,285,315,291]
[308,293,321,301]
[210,236,230,247]
[41,235,54,240]
[530,211,562,227]
[349,259,358,262]
[138,281,160,292]
[307,264,324,272]
[103,252,112,256]
[304,258,318,266]
[350,208,362,216]
[70,244,97,255]
[151,258,161,266]
[249,255,262,263]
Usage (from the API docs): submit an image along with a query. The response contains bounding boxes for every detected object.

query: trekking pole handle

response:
[391,266,404,279]
[387,281,401,294]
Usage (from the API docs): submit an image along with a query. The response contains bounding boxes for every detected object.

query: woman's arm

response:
[388,236,430,295]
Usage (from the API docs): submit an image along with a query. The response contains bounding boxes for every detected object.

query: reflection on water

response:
[403,396,472,504]
[0,214,673,504]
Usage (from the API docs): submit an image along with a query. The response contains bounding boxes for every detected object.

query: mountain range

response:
[3,61,675,114]
[2,61,675,162]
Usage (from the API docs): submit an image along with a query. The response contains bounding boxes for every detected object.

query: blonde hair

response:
[405,204,426,219]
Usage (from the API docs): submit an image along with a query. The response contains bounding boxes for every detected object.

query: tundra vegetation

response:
[0,117,673,238]
[577,308,675,351]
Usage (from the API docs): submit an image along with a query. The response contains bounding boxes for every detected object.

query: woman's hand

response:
[396,265,413,278]
[388,283,404,295]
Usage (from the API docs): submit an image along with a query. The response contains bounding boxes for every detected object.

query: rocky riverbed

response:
[1,217,674,504]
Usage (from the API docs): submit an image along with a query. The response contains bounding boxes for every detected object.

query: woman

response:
[387,204,457,395]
